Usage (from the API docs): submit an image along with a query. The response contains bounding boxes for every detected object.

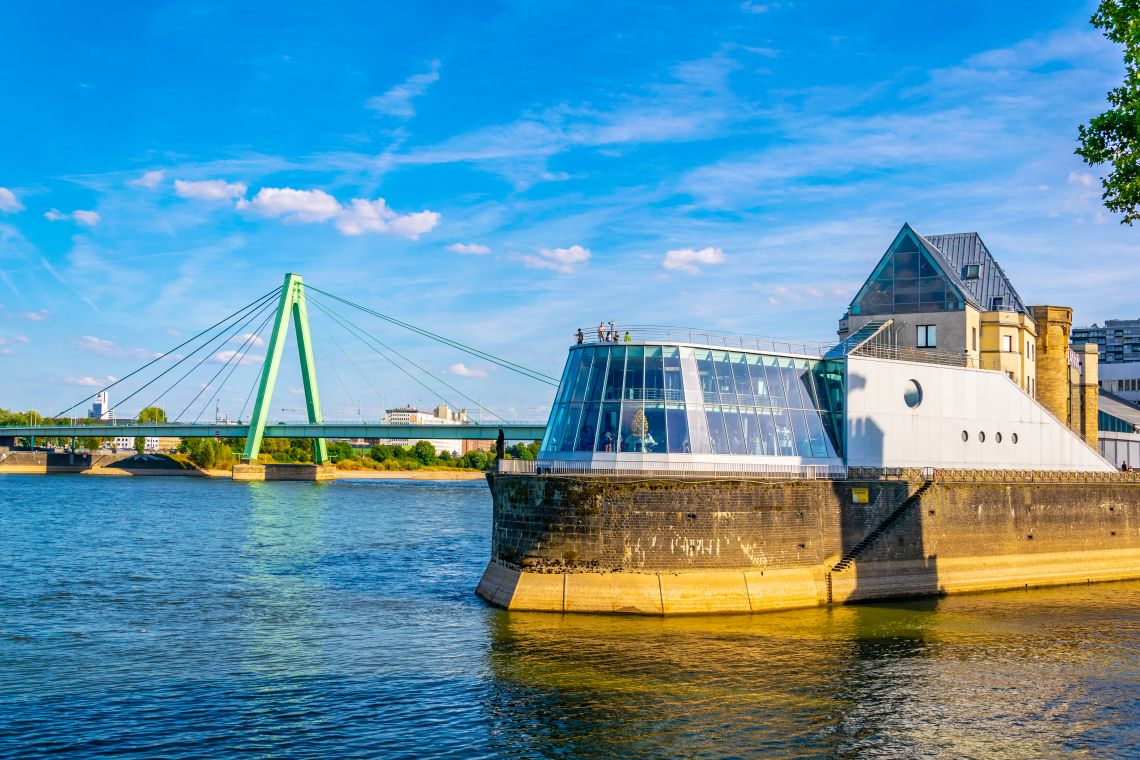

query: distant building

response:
[1072,318,1140,364]
[380,404,473,455]
[144,436,181,452]
[110,436,134,450]
[88,391,113,421]
[1098,390,1140,469]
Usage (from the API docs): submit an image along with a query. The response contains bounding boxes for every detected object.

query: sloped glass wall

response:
[542,345,844,459]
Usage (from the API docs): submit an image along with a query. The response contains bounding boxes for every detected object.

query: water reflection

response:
[482,589,1136,757]
[239,482,329,677]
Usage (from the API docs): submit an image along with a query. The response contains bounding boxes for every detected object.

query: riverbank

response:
[1,463,487,481]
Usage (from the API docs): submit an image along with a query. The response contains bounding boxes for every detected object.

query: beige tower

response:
[1030,305,1074,426]
[1070,343,1100,448]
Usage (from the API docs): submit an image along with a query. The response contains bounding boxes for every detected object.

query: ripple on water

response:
[0,475,1137,758]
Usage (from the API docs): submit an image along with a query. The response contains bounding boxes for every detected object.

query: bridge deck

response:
[0,423,547,440]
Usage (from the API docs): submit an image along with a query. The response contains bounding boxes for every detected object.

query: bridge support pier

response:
[232,463,336,482]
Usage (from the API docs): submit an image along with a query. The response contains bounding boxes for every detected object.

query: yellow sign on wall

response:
[851,487,870,504]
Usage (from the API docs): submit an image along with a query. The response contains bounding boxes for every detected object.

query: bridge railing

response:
[497,458,847,479]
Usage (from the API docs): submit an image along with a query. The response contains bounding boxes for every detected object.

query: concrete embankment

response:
[477,471,1140,615]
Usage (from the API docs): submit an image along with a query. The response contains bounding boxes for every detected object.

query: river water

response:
[0,476,1136,758]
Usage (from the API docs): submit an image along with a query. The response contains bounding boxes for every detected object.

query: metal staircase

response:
[831,480,934,573]
[825,318,893,359]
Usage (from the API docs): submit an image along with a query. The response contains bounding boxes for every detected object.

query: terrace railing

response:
[574,326,831,357]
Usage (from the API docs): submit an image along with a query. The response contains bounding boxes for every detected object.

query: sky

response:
[0,0,1136,423]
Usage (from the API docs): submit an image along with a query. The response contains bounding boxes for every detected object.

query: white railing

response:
[497,457,847,479]
[574,326,831,357]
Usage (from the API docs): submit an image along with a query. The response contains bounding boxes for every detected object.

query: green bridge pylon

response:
[242,273,328,465]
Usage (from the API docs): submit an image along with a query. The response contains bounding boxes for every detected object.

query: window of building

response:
[1002,335,1013,352]
[962,264,980,279]
[917,325,936,348]
[972,327,977,351]
[990,296,1004,311]
[849,230,966,316]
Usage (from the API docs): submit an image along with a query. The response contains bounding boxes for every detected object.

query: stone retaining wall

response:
[479,473,1140,614]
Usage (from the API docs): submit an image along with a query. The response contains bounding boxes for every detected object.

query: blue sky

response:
[0,0,1135,422]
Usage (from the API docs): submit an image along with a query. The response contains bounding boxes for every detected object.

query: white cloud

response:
[213,349,264,366]
[175,178,248,201]
[237,187,340,223]
[130,170,166,189]
[231,332,266,347]
[60,374,117,387]
[447,242,491,255]
[521,245,591,274]
[16,309,49,321]
[73,335,156,359]
[662,247,727,274]
[740,1,774,12]
[366,60,441,117]
[45,208,100,226]
[445,362,488,378]
[235,186,439,238]
[0,187,23,213]
[1068,171,1095,188]
[73,210,100,227]
[334,198,440,239]
[163,328,183,337]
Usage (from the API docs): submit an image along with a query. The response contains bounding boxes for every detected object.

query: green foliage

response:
[134,437,146,454]
[77,437,102,451]
[506,441,541,461]
[327,441,358,462]
[411,440,438,464]
[455,449,494,470]
[182,438,236,469]
[138,406,167,423]
[1077,1,1140,224]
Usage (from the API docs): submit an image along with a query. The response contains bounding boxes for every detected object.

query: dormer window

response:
[962,264,980,279]
[990,296,1004,311]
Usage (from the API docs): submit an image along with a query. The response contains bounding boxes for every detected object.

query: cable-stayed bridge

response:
[0,273,553,462]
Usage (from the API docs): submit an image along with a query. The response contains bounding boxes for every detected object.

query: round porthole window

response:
[962,431,969,442]
[979,431,986,443]
[995,432,1003,444]
[1012,433,1019,444]
[903,379,923,408]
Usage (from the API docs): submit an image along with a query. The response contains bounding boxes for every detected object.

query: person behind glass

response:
[597,322,605,342]
[576,328,584,344]
[623,331,631,343]
[608,321,616,341]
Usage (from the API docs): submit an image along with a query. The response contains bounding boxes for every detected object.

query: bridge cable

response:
[185,306,278,424]
[306,295,465,418]
[310,303,388,417]
[305,285,559,386]
[309,307,364,422]
[125,295,279,422]
[307,293,507,423]
[50,286,283,420]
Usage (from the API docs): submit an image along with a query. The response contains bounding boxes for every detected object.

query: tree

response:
[1077,1,1140,224]
[138,406,167,423]
[411,440,438,465]
[134,437,146,454]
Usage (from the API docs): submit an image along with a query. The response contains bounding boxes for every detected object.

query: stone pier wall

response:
[477,472,1140,614]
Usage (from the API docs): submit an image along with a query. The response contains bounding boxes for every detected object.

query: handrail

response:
[573,325,833,357]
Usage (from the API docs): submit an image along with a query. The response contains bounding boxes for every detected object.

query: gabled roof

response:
[922,232,1029,315]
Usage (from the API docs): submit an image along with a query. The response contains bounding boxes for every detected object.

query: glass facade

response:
[850,229,966,315]
[542,345,845,459]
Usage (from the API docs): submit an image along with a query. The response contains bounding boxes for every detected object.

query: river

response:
[1,476,1136,758]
